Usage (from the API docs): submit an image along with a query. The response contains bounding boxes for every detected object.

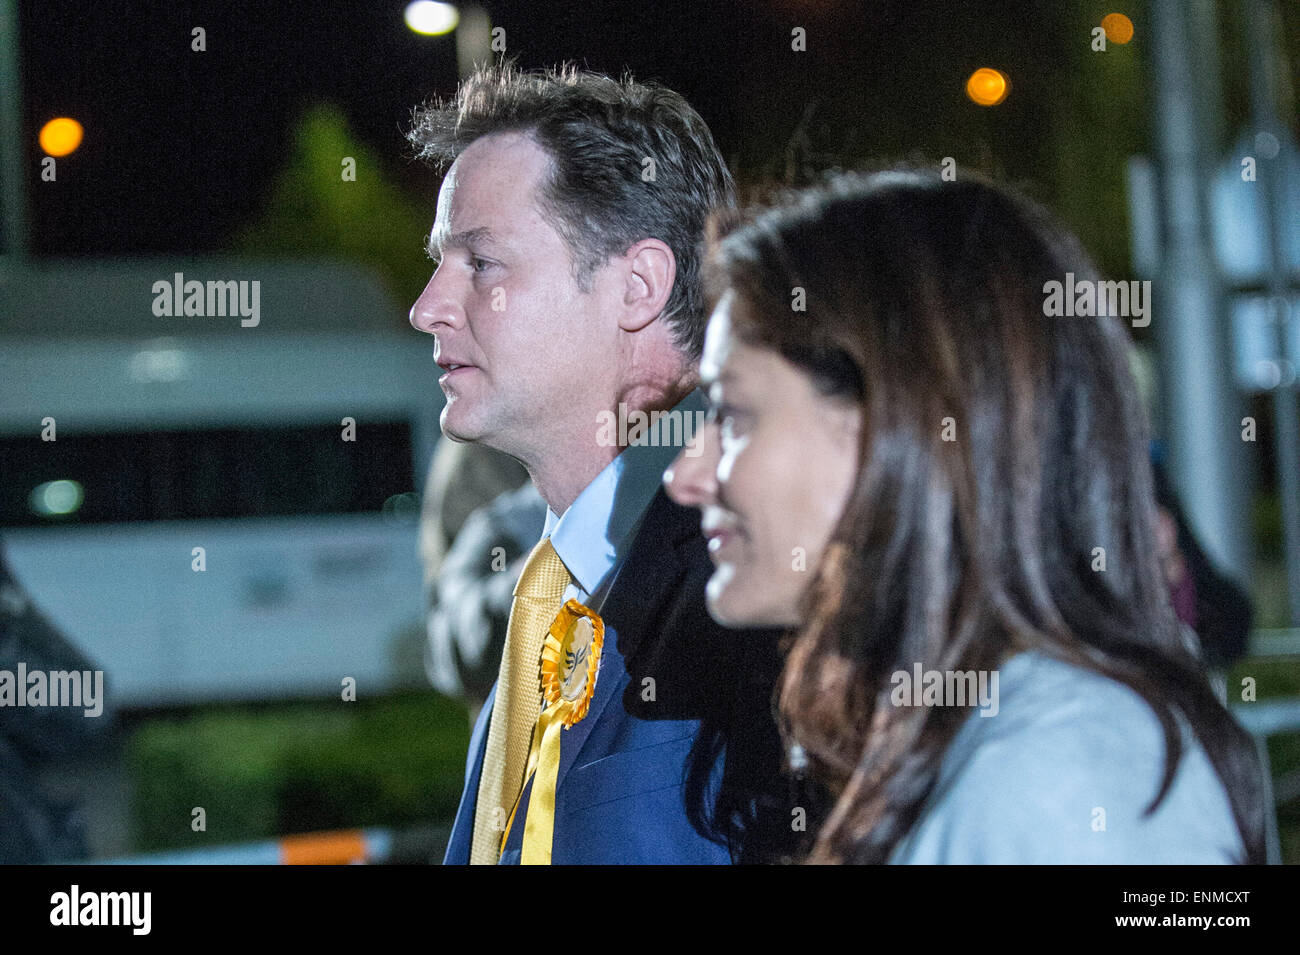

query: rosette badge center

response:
[553,612,599,709]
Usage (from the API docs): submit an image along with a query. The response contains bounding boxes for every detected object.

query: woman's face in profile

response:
[665,291,861,628]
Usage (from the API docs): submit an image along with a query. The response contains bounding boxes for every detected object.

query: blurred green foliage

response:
[235,103,434,321]
[126,690,470,853]
[1229,657,1300,864]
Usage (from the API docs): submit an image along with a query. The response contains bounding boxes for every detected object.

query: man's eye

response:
[471,256,492,273]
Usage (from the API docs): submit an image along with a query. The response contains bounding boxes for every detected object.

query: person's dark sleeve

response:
[1187,547,1253,668]
[0,544,115,762]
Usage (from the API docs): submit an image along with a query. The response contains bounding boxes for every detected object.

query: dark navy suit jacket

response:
[442,488,795,864]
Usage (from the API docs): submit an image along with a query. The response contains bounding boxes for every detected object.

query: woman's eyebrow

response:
[706,368,739,388]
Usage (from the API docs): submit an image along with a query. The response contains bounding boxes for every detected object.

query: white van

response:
[0,258,442,706]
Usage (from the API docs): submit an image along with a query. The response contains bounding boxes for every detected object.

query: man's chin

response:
[439,406,485,444]
[440,410,518,458]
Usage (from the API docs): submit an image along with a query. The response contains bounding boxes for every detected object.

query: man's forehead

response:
[430,131,552,238]
[449,130,551,193]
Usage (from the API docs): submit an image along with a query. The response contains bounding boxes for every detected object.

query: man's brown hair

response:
[408,62,735,359]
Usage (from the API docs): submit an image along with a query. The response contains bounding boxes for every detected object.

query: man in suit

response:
[407,63,799,864]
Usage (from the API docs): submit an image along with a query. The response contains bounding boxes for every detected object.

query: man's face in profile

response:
[410,131,617,462]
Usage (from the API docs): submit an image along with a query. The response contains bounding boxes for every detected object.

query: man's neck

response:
[525,381,695,516]
[527,447,618,518]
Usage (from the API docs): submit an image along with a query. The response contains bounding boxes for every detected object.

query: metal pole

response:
[454,5,491,81]
[1245,0,1300,625]
[0,0,27,266]
[1150,0,1253,585]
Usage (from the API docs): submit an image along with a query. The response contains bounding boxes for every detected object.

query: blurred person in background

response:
[419,438,545,727]
[665,168,1267,864]
[419,436,530,579]
[1151,458,1254,679]
[0,540,114,862]
[1126,353,1254,682]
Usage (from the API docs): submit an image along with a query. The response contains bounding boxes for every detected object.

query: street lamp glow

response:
[1102,13,1135,45]
[405,1,459,36]
[965,68,1010,107]
[31,479,84,516]
[39,117,83,156]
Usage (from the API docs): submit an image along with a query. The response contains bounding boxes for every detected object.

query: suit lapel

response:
[443,682,495,864]
[553,488,698,788]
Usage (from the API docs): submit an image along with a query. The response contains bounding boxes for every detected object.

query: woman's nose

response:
[663,421,720,508]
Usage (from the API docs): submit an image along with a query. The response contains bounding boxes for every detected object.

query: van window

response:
[1,421,414,526]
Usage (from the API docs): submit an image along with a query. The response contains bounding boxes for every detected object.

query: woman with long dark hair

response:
[664,168,1266,863]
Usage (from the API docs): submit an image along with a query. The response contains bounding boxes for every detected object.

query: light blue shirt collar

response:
[542,388,705,597]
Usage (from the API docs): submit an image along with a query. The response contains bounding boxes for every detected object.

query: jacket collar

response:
[554,487,702,786]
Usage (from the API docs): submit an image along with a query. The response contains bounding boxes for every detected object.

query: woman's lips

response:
[706,528,737,557]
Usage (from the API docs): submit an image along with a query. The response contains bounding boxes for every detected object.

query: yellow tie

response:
[469,536,572,864]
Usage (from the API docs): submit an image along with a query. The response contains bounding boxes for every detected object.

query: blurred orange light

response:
[965,68,1009,107]
[39,117,83,157]
[1102,13,1134,45]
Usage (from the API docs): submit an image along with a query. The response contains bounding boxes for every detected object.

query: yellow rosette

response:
[510,598,604,864]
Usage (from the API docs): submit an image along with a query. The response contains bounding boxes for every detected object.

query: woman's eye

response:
[717,406,747,441]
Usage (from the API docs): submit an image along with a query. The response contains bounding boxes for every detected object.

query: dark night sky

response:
[19,0,1095,257]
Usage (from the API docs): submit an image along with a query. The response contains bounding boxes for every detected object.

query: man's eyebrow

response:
[425,226,497,259]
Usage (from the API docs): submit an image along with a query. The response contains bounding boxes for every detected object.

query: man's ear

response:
[618,238,676,333]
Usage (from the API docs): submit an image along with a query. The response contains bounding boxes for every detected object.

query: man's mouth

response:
[436,358,478,382]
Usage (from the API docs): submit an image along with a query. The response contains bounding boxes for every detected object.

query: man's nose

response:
[663,420,721,509]
[409,266,463,335]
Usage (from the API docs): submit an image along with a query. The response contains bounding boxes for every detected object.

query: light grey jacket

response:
[890,650,1245,864]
